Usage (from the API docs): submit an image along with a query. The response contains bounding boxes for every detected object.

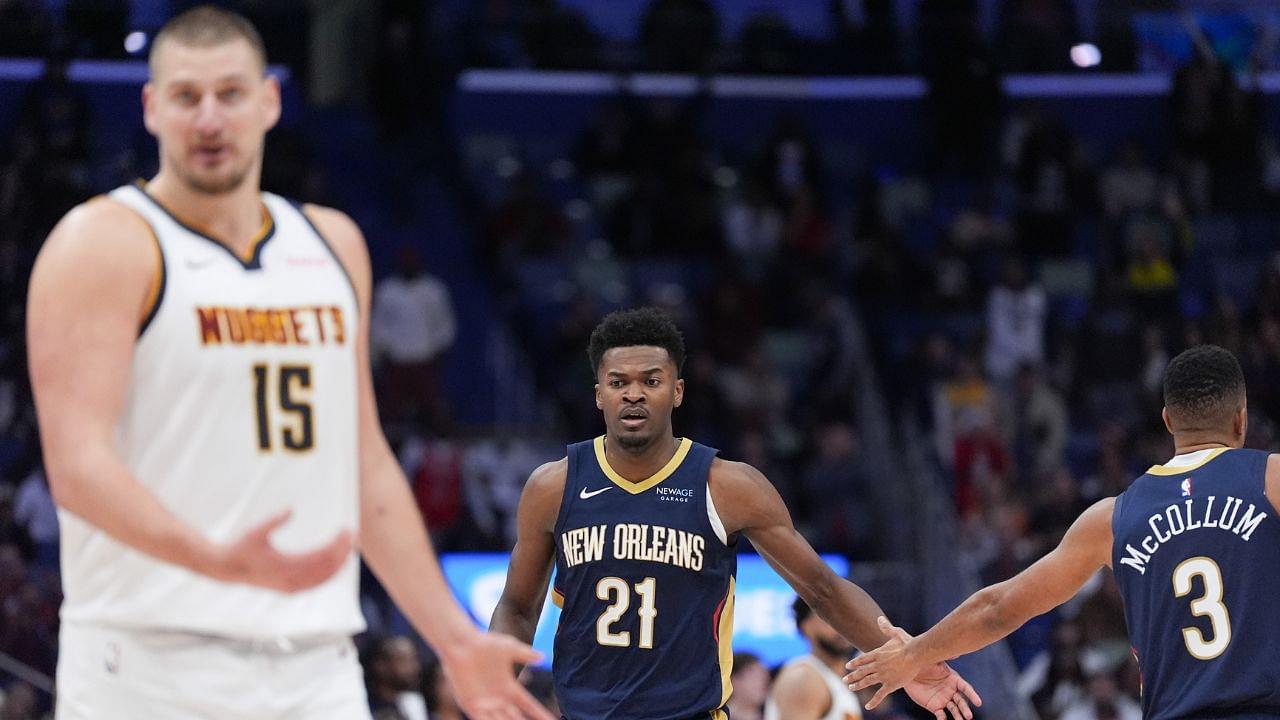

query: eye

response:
[646,378,660,386]
[610,380,624,388]
[218,87,243,102]
[175,89,198,105]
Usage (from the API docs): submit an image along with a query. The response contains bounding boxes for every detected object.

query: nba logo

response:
[1181,478,1193,497]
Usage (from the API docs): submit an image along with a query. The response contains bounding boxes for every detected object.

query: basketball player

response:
[25,7,550,719]
[847,345,1280,719]
[489,308,980,720]
[766,597,863,720]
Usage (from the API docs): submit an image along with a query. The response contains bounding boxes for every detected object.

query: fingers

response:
[511,681,556,720]
[954,693,974,720]
[846,670,878,692]
[247,509,293,539]
[865,685,892,711]
[878,615,913,642]
[502,635,545,667]
[960,678,983,707]
[272,529,355,592]
[847,653,872,670]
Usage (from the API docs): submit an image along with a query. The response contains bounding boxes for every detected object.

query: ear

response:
[673,378,685,408]
[595,383,603,410]
[142,82,158,136]
[262,74,282,131]
[1235,404,1248,445]
[1162,407,1174,435]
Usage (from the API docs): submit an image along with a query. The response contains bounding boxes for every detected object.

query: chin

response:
[179,161,251,196]
[614,430,653,450]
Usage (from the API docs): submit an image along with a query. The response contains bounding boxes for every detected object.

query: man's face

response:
[381,637,422,690]
[802,613,856,659]
[595,346,684,452]
[144,38,279,195]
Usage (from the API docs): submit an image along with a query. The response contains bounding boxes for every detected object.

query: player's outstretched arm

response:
[28,200,351,592]
[489,460,564,651]
[846,497,1116,711]
[710,460,980,720]
[307,205,553,720]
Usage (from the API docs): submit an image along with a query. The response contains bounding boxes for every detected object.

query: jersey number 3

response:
[1172,556,1231,660]
[253,363,314,452]
[596,577,657,649]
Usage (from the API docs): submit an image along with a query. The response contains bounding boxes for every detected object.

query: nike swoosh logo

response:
[580,486,613,500]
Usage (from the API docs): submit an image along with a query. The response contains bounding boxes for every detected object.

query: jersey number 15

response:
[253,363,314,452]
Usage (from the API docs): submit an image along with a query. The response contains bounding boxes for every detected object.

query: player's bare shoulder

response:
[30,196,160,315]
[708,457,781,534]
[519,458,569,533]
[39,196,157,269]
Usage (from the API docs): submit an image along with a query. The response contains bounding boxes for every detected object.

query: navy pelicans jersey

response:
[553,437,736,720]
[57,183,364,639]
[1112,447,1280,719]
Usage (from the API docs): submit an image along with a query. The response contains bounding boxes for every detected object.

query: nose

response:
[193,94,225,134]
[622,383,644,403]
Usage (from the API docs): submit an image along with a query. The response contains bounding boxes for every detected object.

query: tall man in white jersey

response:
[25,6,552,720]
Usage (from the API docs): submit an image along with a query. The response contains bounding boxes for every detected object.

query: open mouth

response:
[620,408,648,429]
[193,144,231,165]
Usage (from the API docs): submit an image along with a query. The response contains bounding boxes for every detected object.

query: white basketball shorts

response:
[56,622,372,720]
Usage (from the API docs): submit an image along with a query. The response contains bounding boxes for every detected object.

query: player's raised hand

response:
[207,510,355,592]
[439,630,555,720]
[844,617,981,720]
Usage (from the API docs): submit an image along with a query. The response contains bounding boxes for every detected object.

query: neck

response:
[371,682,399,704]
[603,432,679,481]
[146,168,264,253]
[811,645,845,675]
[1171,436,1235,455]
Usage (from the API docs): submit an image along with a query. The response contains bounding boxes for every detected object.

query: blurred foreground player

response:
[490,308,979,720]
[849,345,1280,719]
[26,6,550,719]
[767,597,862,720]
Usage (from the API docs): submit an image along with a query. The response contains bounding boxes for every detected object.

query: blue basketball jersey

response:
[1112,447,1280,719]
[552,436,736,720]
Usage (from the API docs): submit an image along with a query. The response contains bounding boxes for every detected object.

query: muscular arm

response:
[489,460,565,645]
[306,205,551,720]
[768,664,832,720]
[846,494,1114,708]
[710,460,890,651]
[305,205,477,646]
[903,498,1114,666]
[28,200,219,572]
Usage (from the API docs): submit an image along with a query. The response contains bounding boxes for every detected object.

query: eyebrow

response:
[165,73,252,87]
[606,367,665,377]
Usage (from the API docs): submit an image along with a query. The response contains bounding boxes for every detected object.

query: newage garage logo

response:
[656,487,694,502]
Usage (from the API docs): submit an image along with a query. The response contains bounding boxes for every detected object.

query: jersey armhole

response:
[706,483,729,546]
[552,446,578,537]
[100,196,167,338]
[291,199,360,318]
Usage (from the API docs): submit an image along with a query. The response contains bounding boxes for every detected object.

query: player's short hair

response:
[793,595,814,634]
[1162,345,1245,429]
[731,651,762,675]
[587,307,686,376]
[150,5,267,75]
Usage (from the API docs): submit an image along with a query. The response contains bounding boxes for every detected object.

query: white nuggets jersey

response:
[58,183,364,639]
[765,655,863,720]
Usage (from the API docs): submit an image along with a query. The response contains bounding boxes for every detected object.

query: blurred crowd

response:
[2,1,1280,719]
